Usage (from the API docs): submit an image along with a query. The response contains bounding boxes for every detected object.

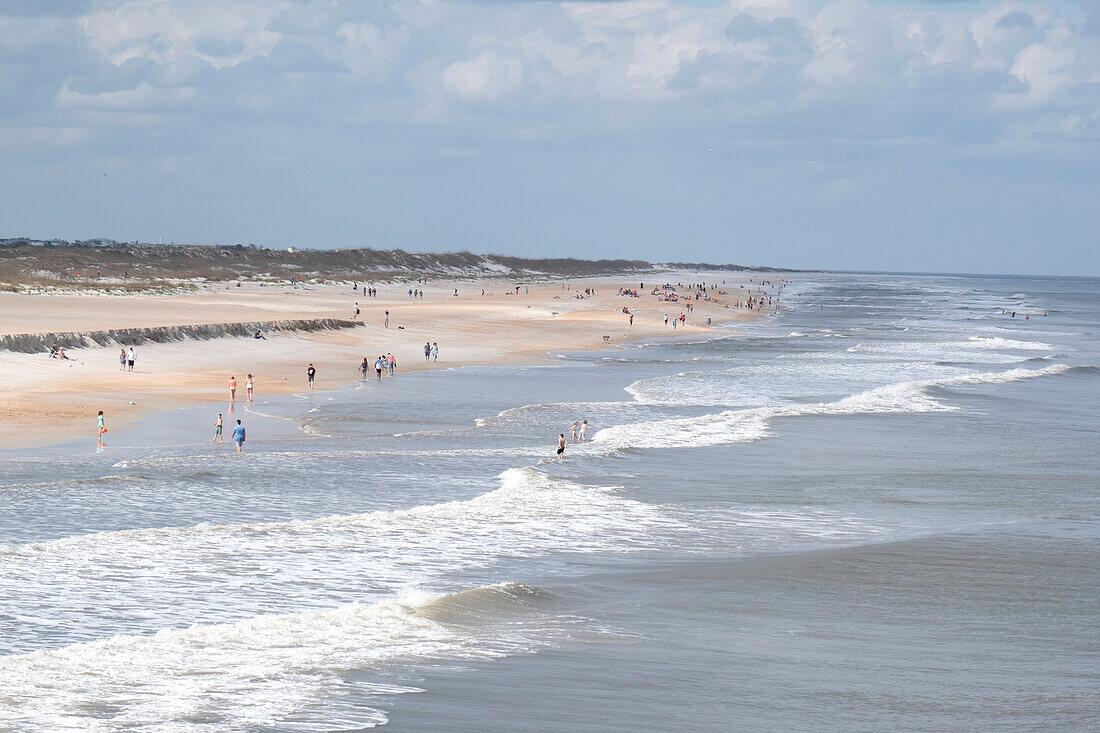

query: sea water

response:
[0,273,1097,731]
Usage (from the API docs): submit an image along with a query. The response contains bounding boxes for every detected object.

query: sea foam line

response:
[0,583,541,732]
[592,364,1076,451]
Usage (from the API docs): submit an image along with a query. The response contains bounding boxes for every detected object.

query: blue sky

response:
[0,0,1096,275]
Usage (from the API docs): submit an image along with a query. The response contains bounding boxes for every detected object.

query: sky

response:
[0,0,1097,275]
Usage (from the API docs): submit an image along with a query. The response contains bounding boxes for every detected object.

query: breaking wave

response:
[0,582,550,732]
[594,364,1075,451]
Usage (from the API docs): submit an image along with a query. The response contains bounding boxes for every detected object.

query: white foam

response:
[835,339,1045,363]
[474,401,627,428]
[966,336,1054,350]
[0,584,533,732]
[623,360,971,408]
[0,469,679,654]
[594,364,1071,451]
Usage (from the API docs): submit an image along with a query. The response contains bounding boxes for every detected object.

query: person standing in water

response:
[96,410,107,452]
[307,364,316,389]
[232,419,246,454]
[245,374,254,402]
[212,413,223,443]
[375,356,384,380]
[557,433,566,462]
[570,421,579,441]
[579,419,588,442]
[228,376,237,402]
[360,357,370,380]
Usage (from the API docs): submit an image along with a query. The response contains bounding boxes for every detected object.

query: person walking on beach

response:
[228,376,237,401]
[579,419,588,442]
[375,356,384,380]
[307,364,316,389]
[245,374,254,402]
[97,410,107,452]
[360,357,370,380]
[424,342,431,362]
[387,353,396,375]
[664,314,669,326]
[119,348,127,371]
[353,302,360,320]
[212,413,223,443]
[557,433,566,462]
[127,346,136,371]
[431,342,438,361]
[232,419,245,454]
[629,313,634,326]
[384,310,389,328]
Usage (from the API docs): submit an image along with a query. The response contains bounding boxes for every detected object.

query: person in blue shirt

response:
[232,419,246,454]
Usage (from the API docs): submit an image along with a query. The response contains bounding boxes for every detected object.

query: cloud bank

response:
[1,0,1096,273]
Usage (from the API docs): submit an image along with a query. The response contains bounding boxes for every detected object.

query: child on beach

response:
[232,419,245,454]
[580,419,588,441]
[571,421,579,441]
[307,364,316,389]
[212,413,223,443]
[97,410,106,452]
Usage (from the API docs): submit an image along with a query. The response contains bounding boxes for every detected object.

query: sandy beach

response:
[0,274,769,449]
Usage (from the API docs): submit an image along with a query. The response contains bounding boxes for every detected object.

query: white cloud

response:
[80,0,283,70]
[0,0,1095,152]
[441,50,526,102]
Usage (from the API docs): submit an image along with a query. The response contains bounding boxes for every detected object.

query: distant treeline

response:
[0,240,795,288]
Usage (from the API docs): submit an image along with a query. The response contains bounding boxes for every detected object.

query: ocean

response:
[1,272,1097,731]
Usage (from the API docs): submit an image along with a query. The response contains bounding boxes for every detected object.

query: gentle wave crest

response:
[594,364,1074,451]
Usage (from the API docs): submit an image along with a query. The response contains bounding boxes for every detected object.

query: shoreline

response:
[0,273,781,451]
